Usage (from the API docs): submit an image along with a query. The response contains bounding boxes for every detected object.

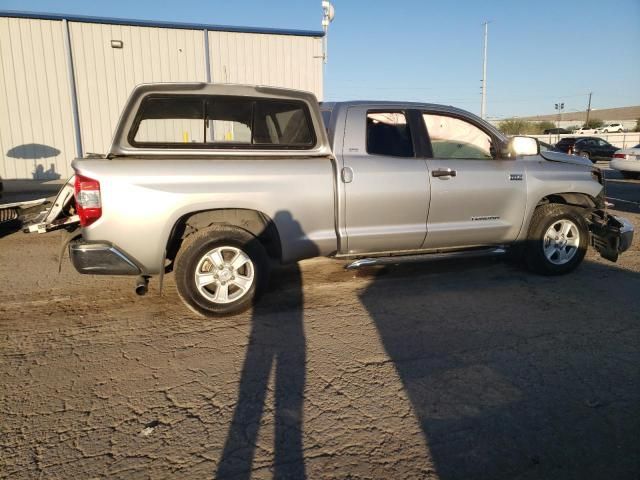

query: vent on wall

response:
[110,40,123,48]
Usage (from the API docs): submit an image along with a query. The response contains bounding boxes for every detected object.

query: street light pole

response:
[321,1,335,64]
[480,21,489,119]
[554,102,565,129]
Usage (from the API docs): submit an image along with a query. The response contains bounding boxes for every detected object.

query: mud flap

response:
[589,210,634,262]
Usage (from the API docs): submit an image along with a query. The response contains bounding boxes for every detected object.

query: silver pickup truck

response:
[43,83,632,316]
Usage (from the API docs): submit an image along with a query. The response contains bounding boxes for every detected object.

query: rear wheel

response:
[579,151,591,161]
[175,225,269,316]
[524,204,588,275]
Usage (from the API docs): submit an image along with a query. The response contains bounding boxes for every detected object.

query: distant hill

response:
[517,105,640,122]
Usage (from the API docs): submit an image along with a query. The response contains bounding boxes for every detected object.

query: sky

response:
[2,0,639,119]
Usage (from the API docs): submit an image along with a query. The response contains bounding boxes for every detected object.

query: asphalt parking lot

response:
[1,169,639,479]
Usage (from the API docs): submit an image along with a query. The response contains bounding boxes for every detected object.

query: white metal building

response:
[0,11,324,180]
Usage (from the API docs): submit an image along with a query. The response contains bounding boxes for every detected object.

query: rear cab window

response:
[129,95,316,149]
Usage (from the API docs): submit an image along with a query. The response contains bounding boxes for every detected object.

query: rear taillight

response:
[613,153,628,159]
[74,173,102,227]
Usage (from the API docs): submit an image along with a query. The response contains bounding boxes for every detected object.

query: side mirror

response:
[503,136,539,158]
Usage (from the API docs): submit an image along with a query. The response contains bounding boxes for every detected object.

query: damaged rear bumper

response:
[589,210,634,262]
[69,241,142,275]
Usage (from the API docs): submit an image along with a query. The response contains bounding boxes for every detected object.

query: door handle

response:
[432,168,456,178]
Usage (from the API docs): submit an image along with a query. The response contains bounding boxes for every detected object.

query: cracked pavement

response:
[1,206,639,479]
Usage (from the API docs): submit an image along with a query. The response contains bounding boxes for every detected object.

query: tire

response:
[579,151,591,161]
[0,207,18,224]
[524,204,588,275]
[175,225,269,316]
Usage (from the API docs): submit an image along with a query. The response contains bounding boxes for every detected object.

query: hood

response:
[540,150,593,167]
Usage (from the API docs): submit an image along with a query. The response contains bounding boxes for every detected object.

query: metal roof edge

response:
[0,9,325,37]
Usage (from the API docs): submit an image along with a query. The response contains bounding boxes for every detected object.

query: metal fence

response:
[531,132,640,149]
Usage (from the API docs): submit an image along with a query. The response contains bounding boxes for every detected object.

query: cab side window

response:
[366,112,414,157]
[423,113,492,160]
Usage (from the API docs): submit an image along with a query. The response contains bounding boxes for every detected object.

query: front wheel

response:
[175,225,269,316]
[524,204,589,275]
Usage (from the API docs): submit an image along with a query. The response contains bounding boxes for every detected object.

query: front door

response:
[341,107,429,254]
[419,111,527,249]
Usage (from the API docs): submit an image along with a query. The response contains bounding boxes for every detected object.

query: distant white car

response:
[610,144,640,179]
[575,126,599,134]
[600,123,624,133]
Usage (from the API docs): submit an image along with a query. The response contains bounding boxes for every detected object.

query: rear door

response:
[419,110,527,249]
[341,107,429,254]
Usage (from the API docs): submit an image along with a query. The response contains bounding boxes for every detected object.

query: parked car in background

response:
[572,137,618,162]
[554,137,582,153]
[543,127,571,134]
[600,123,624,133]
[610,144,640,179]
[575,126,599,135]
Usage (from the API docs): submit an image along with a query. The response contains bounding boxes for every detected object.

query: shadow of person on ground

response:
[358,255,640,479]
[216,211,315,479]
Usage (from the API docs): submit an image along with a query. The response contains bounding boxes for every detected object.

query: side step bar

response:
[345,247,507,270]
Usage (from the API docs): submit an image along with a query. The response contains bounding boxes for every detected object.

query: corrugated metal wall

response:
[69,23,207,155]
[209,31,323,99]
[0,17,76,180]
[0,15,323,180]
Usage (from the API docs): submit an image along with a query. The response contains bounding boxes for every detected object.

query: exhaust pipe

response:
[135,276,149,296]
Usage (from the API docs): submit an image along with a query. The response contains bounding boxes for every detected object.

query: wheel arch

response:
[165,208,282,268]
[536,192,602,210]
[517,191,602,243]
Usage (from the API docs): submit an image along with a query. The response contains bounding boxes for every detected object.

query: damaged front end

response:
[589,210,634,262]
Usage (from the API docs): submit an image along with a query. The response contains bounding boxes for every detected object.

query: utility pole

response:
[585,92,592,126]
[480,21,489,119]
